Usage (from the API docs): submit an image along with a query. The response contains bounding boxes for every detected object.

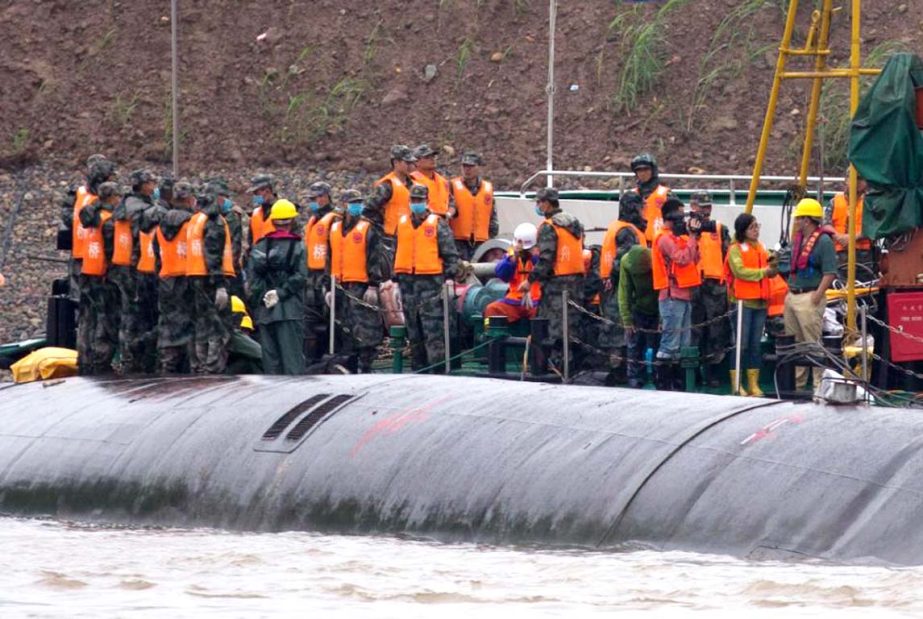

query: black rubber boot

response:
[654,361,673,391]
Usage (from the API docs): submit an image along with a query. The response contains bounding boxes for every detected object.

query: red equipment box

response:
[886,291,923,362]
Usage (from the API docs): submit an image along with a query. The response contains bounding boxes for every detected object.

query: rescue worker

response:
[652,198,702,390]
[209,179,245,298]
[449,152,498,260]
[688,191,731,387]
[135,177,173,370]
[631,153,672,243]
[155,181,196,374]
[187,189,234,374]
[247,174,279,247]
[328,190,390,372]
[302,181,340,363]
[246,199,308,375]
[619,244,659,389]
[784,198,837,392]
[484,223,541,323]
[410,144,452,217]
[522,187,586,375]
[826,172,875,279]
[367,145,417,239]
[726,213,779,397]
[76,181,120,375]
[394,184,461,372]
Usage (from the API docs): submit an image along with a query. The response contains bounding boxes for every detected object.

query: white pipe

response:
[562,288,569,382]
[443,283,451,375]
[329,275,336,355]
[171,0,179,178]
[545,0,556,188]
[735,299,744,393]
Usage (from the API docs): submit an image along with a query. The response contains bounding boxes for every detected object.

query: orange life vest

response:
[394,213,443,275]
[652,231,702,291]
[187,211,235,277]
[697,221,725,281]
[725,241,770,301]
[111,218,133,267]
[539,218,585,276]
[329,219,371,283]
[71,186,96,260]
[583,249,601,305]
[831,192,871,251]
[249,205,275,245]
[137,231,156,274]
[767,275,788,317]
[600,220,645,279]
[450,178,494,242]
[304,211,340,272]
[81,210,112,277]
[503,248,542,303]
[375,172,411,236]
[410,171,451,216]
[157,221,190,278]
[635,185,670,243]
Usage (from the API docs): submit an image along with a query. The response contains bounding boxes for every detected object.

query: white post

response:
[443,283,451,375]
[860,304,868,383]
[562,289,570,382]
[545,0,556,188]
[735,299,744,393]
[329,275,336,355]
[170,0,179,178]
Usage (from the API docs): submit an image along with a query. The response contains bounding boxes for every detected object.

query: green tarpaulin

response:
[849,53,923,239]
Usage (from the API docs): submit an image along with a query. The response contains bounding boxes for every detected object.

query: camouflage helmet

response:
[390,144,417,163]
[340,189,364,204]
[689,190,713,207]
[85,154,108,169]
[535,187,559,203]
[173,181,195,201]
[246,173,274,193]
[206,179,231,196]
[97,181,120,201]
[414,144,437,159]
[89,159,117,181]
[307,181,332,198]
[630,152,657,172]
[461,152,483,166]
[410,184,429,200]
[129,169,156,188]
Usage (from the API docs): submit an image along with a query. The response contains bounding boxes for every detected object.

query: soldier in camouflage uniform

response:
[208,179,245,299]
[523,187,585,375]
[302,181,339,363]
[59,154,111,304]
[366,145,417,243]
[394,184,460,372]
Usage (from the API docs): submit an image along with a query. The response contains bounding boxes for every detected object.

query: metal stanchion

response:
[860,305,868,383]
[329,275,336,355]
[389,325,406,374]
[734,299,744,393]
[562,289,570,382]
[443,282,452,375]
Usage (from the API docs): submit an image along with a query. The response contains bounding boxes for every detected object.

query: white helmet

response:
[513,222,538,249]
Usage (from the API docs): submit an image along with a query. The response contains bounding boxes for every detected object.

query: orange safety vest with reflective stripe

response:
[652,231,702,291]
[410,170,451,216]
[831,192,870,251]
[81,210,112,277]
[540,218,585,276]
[186,211,235,277]
[329,219,371,283]
[111,219,133,267]
[249,205,275,245]
[72,186,96,260]
[767,275,788,317]
[697,221,725,282]
[304,211,339,272]
[137,231,156,274]
[394,213,443,275]
[725,241,770,301]
[375,172,411,236]
[600,220,644,279]
[450,178,494,242]
[157,222,190,278]
[635,185,670,243]
[503,248,542,303]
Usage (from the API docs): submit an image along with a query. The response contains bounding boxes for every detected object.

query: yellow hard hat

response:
[793,198,823,219]
[240,315,254,331]
[269,199,298,221]
[231,295,245,314]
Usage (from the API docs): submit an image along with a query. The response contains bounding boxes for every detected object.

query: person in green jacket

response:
[618,245,659,388]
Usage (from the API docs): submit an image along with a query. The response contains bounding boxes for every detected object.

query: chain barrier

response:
[866,313,923,347]
[569,335,738,369]
[412,339,493,375]
[567,299,735,334]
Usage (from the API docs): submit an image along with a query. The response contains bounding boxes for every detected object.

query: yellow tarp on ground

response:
[10,347,78,383]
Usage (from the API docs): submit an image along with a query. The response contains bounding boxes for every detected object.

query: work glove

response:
[324,290,333,308]
[214,287,229,310]
[363,286,380,307]
[455,260,474,281]
[522,291,534,310]
[263,289,279,309]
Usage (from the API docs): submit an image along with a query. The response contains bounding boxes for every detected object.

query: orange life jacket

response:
[767,275,788,317]
[450,178,494,242]
[583,249,601,305]
[375,172,411,236]
[157,221,190,278]
[249,205,275,245]
[304,211,340,272]
[71,186,96,260]
[652,231,702,291]
[539,218,585,276]
[187,211,234,277]
[635,185,670,243]
[831,192,870,251]
[410,170,451,216]
[394,213,443,275]
[330,219,371,283]
[137,231,156,274]
[81,210,112,277]
[503,248,542,303]
[600,220,644,279]
[111,218,134,267]
[725,241,770,301]
[697,221,725,281]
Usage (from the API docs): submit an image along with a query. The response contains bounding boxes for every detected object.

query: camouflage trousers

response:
[593,287,627,371]
[454,240,481,261]
[399,275,454,373]
[76,275,119,375]
[340,282,385,372]
[304,270,329,363]
[691,278,731,365]
[157,276,193,374]
[189,277,231,374]
[108,266,156,374]
[537,275,584,373]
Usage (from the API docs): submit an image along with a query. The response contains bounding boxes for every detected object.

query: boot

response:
[654,361,673,391]
[672,363,686,392]
[729,370,749,396]
[701,363,721,388]
[747,369,765,397]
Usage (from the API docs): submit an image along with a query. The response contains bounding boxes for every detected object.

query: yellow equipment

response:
[11,347,78,383]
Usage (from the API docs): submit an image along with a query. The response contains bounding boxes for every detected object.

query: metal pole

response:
[545,0,556,188]
[562,289,569,382]
[170,0,179,178]
[797,2,833,190]
[329,275,336,355]
[845,0,862,338]
[860,304,868,384]
[735,299,744,393]
[443,283,451,375]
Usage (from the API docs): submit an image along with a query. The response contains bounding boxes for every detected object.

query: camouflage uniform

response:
[136,184,172,372]
[690,211,732,376]
[57,183,81,303]
[303,182,339,363]
[188,197,232,374]
[154,204,194,374]
[366,145,417,249]
[450,174,499,261]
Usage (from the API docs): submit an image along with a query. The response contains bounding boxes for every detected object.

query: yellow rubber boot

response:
[747,369,765,397]
[729,370,749,396]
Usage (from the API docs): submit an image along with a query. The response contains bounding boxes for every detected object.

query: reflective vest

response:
[831,192,870,251]
[697,221,725,281]
[249,205,275,244]
[503,248,542,303]
[137,231,156,274]
[600,220,644,279]
[726,241,770,301]
[394,214,443,275]
[767,274,788,317]
[329,219,371,283]
[304,211,340,272]
[652,231,702,290]
[156,221,190,278]
[71,186,96,260]
[450,178,494,242]
[410,171,451,216]
[112,218,133,267]
[635,185,670,243]
[81,210,112,277]
[540,218,585,276]
[187,211,235,277]
[375,172,411,236]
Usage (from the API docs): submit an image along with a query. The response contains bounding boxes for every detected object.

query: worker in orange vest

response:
[484,223,542,323]
[825,172,875,279]
[631,153,674,243]
[328,190,391,372]
[302,181,340,363]
[652,198,702,390]
[521,187,586,375]
[688,191,731,388]
[410,144,452,217]
[367,145,417,240]
[209,179,245,298]
[449,152,497,260]
[394,184,461,372]
[247,173,280,248]
[76,181,121,375]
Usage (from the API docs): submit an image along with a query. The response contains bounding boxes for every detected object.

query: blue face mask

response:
[308,201,320,213]
[251,195,265,207]
[347,203,364,217]
[534,206,544,217]
[151,187,161,202]
[221,197,233,214]
[410,202,428,215]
